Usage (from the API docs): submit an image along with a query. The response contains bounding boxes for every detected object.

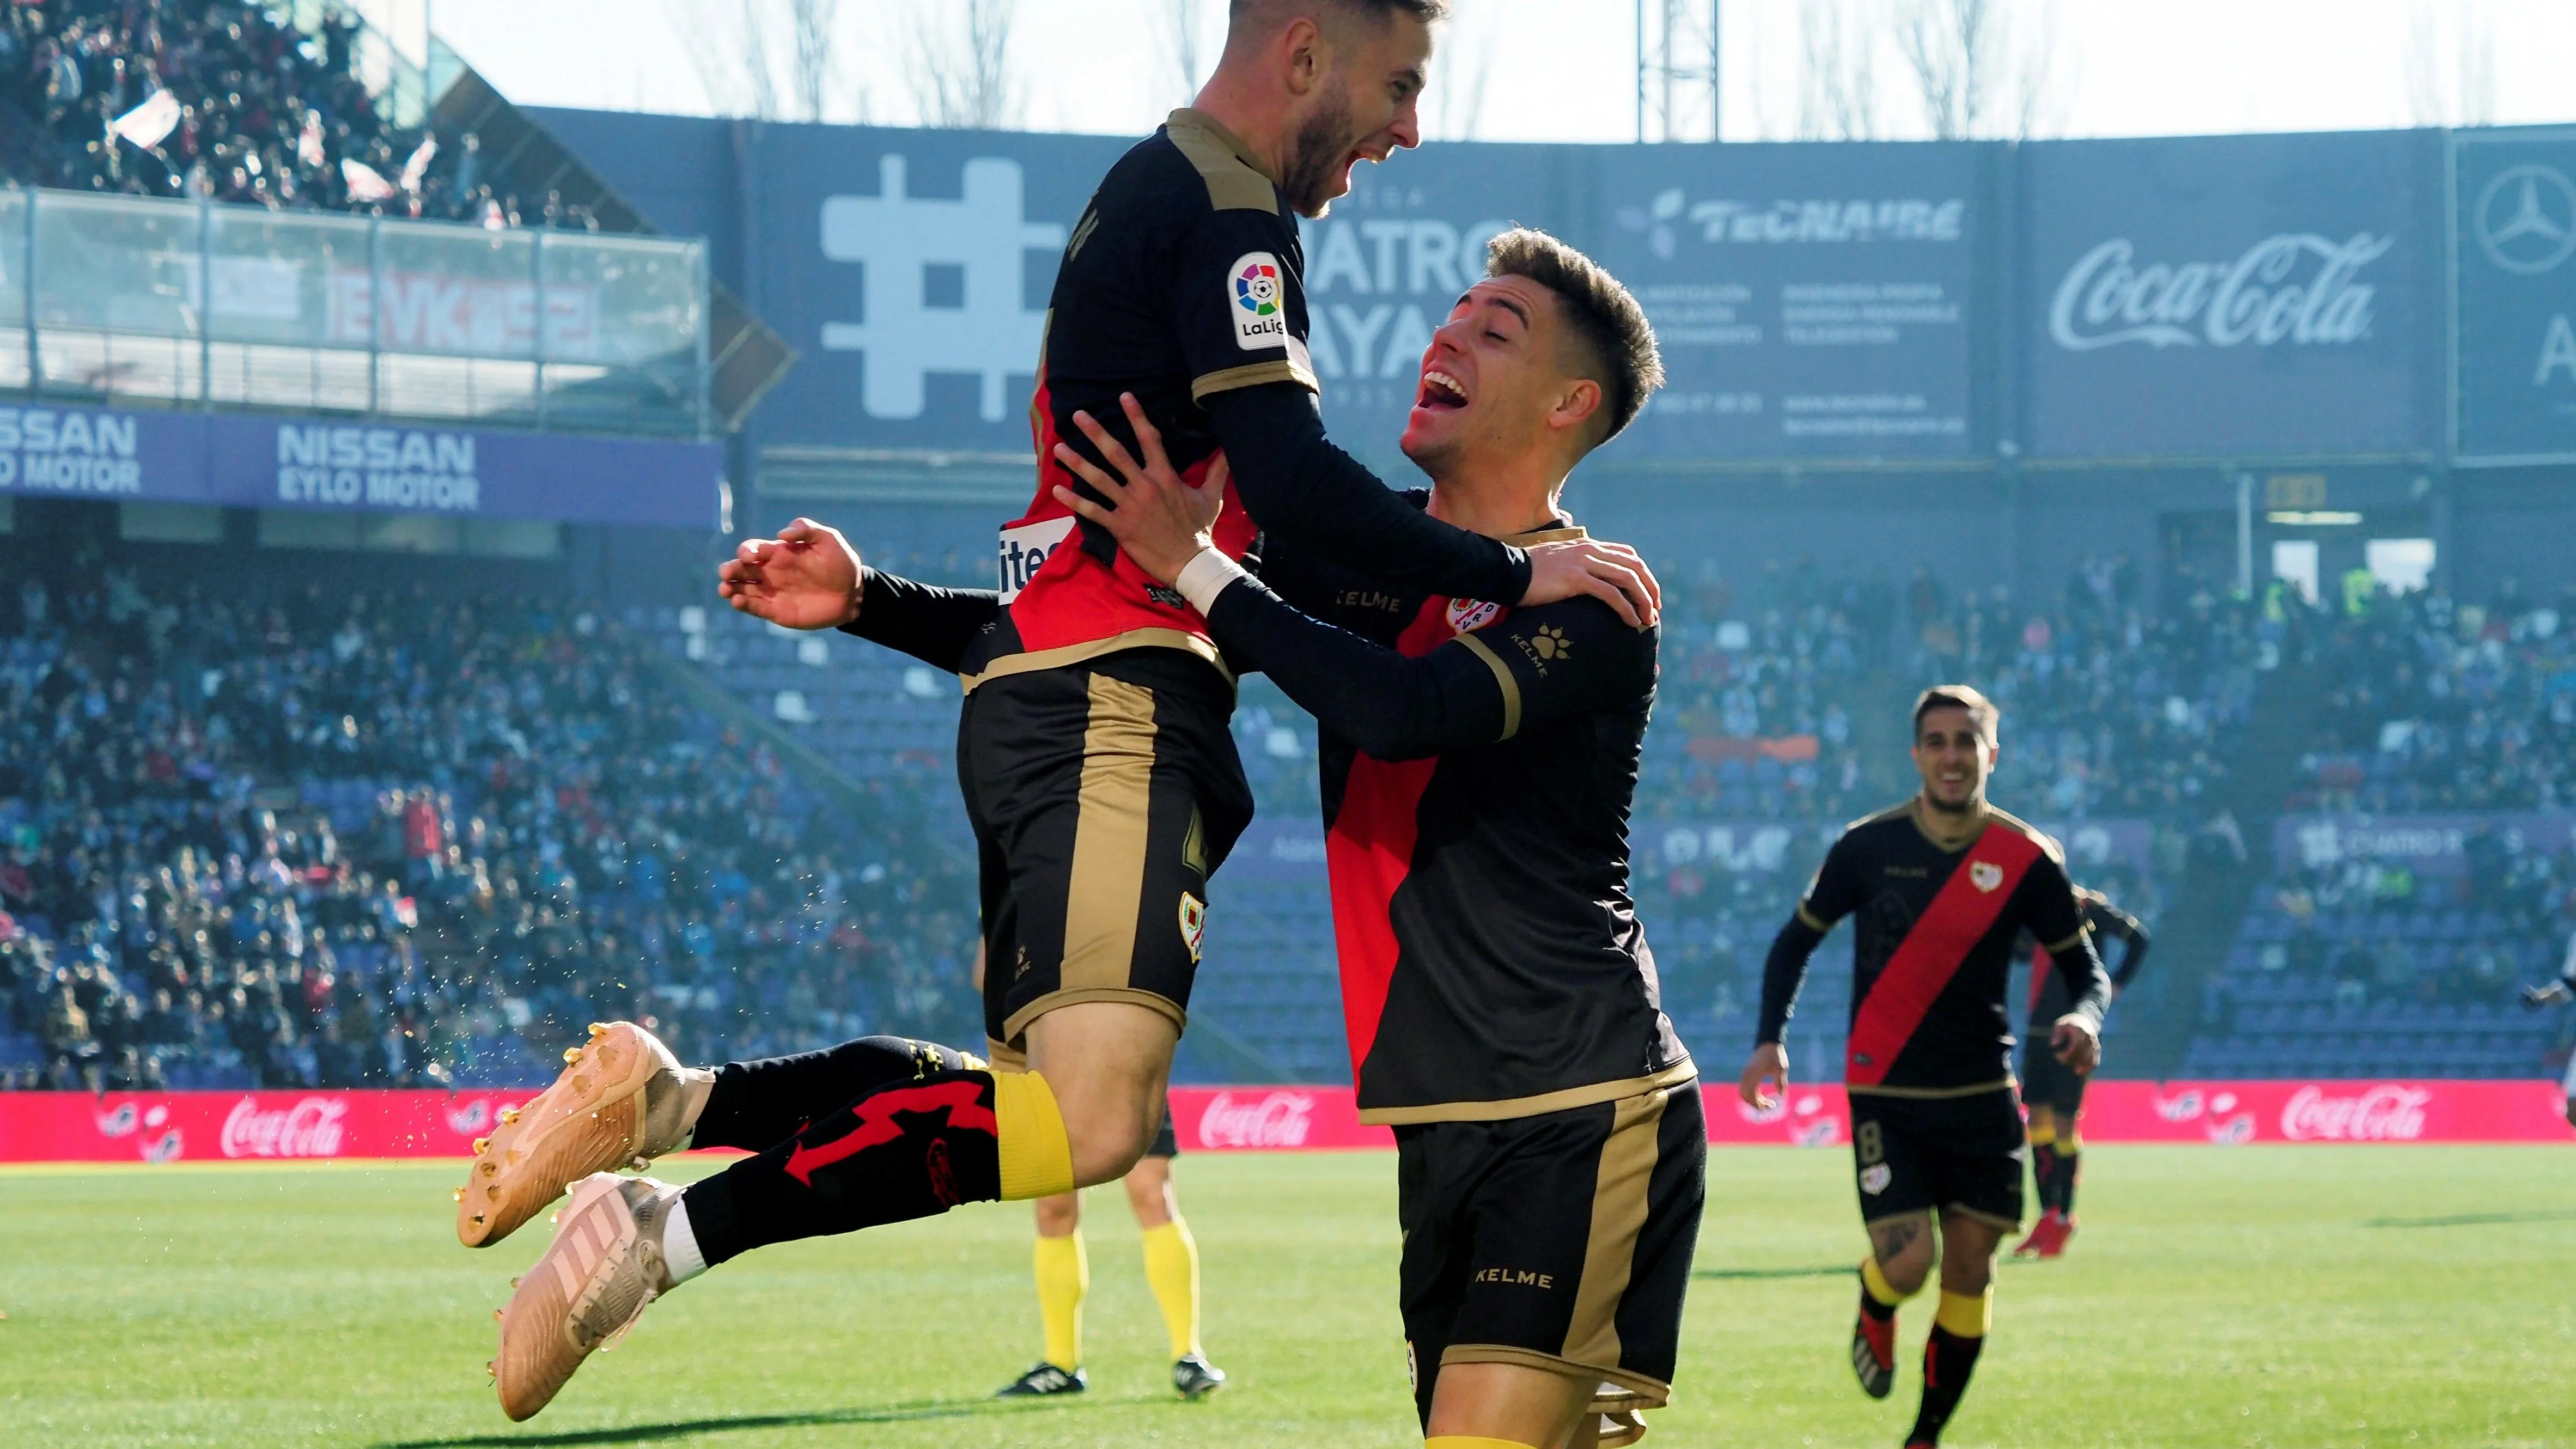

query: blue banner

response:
[2018,131,2440,459]
[2454,132,2576,464]
[0,402,722,528]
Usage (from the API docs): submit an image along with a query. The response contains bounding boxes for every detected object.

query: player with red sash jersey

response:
[1739,686,2110,1449]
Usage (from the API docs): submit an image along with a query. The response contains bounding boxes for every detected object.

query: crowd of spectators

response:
[1,0,571,227]
[0,562,977,1092]
[2292,580,2576,814]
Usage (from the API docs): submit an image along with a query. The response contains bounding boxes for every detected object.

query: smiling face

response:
[1913,705,1999,814]
[1278,13,1432,217]
[1398,275,1601,483]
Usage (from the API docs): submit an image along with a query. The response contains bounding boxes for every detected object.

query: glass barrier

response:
[1,185,708,437]
[0,190,27,393]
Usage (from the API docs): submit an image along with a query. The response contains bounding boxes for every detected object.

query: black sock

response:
[2053,1149,2082,1216]
[1859,1285,1898,1324]
[692,1036,978,1150]
[2030,1143,2061,1215]
[681,1064,1004,1265]
[1908,1325,1985,1445]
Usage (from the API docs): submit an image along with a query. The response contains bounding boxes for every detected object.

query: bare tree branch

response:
[1799,0,1881,142]
[1892,0,2058,141]
[2408,1,2495,129]
[788,0,844,123]
[1159,0,1210,104]
[909,0,1024,130]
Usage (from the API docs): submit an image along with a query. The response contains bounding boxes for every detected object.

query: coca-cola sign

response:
[2020,129,2434,458]
[2279,1085,2430,1143]
[220,1095,350,1159]
[1195,1091,1317,1149]
[2049,234,2390,352]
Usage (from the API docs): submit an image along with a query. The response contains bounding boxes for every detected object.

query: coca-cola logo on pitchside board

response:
[2049,233,2391,353]
[220,1096,350,1159]
[1196,1091,1316,1149]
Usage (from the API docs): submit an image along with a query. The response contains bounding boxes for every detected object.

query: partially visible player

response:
[998,1113,1224,1402]
[2519,929,2576,1129]
[2013,886,2149,1258]
[1740,686,2110,1449]
[971,946,1224,1403]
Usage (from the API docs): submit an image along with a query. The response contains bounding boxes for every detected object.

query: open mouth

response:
[1417,368,1470,412]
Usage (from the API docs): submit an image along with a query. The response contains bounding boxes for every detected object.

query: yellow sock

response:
[1140,1217,1202,1360]
[992,1071,1076,1201]
[1935,1287,1994,1338]
[1861,1255,1919,1308]
[2060,1130,2083,1154]
[2027,1116,2057,1149]
[1033,1229,1087,1371]
[1424,1439,1539,1448]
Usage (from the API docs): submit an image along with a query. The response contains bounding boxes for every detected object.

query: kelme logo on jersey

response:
[1229,251,1289,351]
[1178,891,1207,962]
[1446,598,1502,634]
[996,516,1077,603]
[1969,861,2005,893]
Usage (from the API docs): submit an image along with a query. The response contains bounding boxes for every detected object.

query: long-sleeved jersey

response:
[1203,513,1691,1125]
[2024,894,2150,1032]
[1758,800,2110,1094]
[972,108,1527,690]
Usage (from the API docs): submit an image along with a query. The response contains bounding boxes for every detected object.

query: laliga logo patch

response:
[1447,598,1502,634]
[1969,861,2004,893]
[1178,891,1208,962]
[1230,252,1289,351]
[1859,1164,1892,1195]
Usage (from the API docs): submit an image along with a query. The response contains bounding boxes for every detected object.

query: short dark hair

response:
[1230,0,1450,31]
[1483,227,1664,449]
[1913,685,2000,744]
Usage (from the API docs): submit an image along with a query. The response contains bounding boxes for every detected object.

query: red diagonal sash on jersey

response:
[1325,596,1493,1082]
[1844,825,2045,1087]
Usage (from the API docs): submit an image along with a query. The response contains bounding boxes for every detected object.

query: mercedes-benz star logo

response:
[2475,163,2576,276]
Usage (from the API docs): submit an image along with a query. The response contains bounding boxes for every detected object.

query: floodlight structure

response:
[1637,0,1722,144]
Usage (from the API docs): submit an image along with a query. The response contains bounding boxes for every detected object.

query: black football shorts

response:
[2018,1034,2088,1118]
[960,649,1252,1050]
[1396,1080,1706,1446]
[1848,1086,2026,1232]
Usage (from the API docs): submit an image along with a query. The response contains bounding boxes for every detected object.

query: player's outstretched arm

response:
[714,515,998,674]
[1202,386,1661,628]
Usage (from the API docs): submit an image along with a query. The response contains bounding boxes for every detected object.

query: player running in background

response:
[1057,228,1697,1449]
[2014,887,2148,1259]
[1740,687,2110,1449]
[969,946,1224,1403]
[455,1,1653,1423]
[2519,930,2576,1129]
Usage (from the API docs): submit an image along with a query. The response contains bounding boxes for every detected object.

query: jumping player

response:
[1740,686,2110,1449]
[2014,887,2148,1258]
[2519,930,2576,1129]
[1057,228,1698,1449]
[455,1,1654,1422]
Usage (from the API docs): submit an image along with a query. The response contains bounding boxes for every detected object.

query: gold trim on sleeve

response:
[1191,358,1318,400]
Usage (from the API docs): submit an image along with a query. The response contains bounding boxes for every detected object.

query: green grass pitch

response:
[4,1145,2572,1447]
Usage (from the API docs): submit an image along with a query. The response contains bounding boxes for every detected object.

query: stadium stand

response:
[0,564,980,1092]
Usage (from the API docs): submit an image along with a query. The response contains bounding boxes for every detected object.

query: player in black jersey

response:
[1052,229,1695,1449]
[1741,686,2111,1449]
[2014,888,2149,1258]
[465,3,1656,1423]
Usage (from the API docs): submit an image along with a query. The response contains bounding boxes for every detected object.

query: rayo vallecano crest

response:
[1969,861,2004,893]
[1447,598,1502,634]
